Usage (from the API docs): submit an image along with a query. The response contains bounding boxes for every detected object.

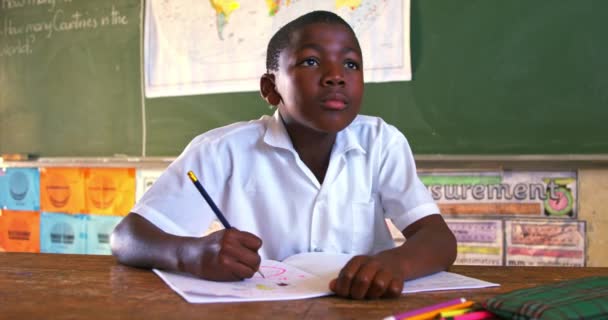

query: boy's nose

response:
[323,75,345,86]
[322,67,345,86]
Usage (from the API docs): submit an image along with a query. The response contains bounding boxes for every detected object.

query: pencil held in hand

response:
[186,170,265,279]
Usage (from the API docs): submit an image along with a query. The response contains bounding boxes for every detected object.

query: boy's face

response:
[269,22,363,134]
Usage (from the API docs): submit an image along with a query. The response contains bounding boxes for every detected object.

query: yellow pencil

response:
[440,308,473,318]
[405,301,475,320]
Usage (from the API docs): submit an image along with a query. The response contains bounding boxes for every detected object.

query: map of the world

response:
[145,0,410,97]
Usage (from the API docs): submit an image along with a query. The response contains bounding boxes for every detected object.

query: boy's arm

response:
[111,212,263,281]
[330,214,457,299]
[393,213,457,279]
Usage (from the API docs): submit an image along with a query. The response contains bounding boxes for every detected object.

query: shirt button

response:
[314,248,323,252]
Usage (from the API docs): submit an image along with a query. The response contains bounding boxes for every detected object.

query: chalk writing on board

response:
[0,0,130,57]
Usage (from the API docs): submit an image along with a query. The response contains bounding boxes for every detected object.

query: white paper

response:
[402,271,499,293]
[154,252,499,303]
[154,258,331,303]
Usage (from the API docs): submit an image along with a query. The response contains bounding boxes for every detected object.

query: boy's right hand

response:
[177,228,263,281]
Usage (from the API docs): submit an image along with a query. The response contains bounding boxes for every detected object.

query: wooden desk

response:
[1,253,607,319]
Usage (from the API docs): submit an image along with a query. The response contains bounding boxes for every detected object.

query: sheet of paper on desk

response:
[153,259,332,303]
[402,271,499,293]
[280,252,500,293]
[154,252,499,303]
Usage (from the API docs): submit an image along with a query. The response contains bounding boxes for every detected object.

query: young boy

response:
[111,10,456,300]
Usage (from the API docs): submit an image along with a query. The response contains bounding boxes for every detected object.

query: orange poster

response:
[0,210,41,253]
[40,167,86,214]
[84,168,135,216]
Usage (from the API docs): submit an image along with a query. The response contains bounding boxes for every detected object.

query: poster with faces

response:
[0,210,41,252]
[83,168,135,216]
[40,212,86,254]
[84,214,123,255]
[39,167,86,214]
[0,168,40,211]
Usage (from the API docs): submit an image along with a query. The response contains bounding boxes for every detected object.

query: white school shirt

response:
[132,111,439,261]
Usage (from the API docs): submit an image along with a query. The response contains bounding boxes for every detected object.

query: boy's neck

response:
[283,121,336,184]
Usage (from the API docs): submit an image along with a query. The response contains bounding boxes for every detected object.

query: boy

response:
[111,10,456,300]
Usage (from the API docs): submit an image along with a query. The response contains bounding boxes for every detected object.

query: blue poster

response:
[2,168,40,211]
[84,215,123,255]
[0,169,6,208]
[40,212,86,254]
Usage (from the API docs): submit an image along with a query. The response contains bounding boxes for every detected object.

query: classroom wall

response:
[579,169,608,267]
[2,159,607,267]
[2,1,607,265]
[2,0,608,157]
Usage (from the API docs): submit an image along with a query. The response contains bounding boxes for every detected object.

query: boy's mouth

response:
[321,93,348,110]
[322,99,347,110]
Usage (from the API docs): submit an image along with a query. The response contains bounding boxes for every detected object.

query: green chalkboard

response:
[0,0,142,157]
[2,0,608,157]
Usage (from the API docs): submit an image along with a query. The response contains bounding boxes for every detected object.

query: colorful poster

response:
[84,168,135,216]
[40,167,86,214]
[145,0,411,97]
[135,169,164,202]
[0,172,5,209]
[84,214,123,255]
[505,220,585,267]
[420,171,577,218]
[446,219,503,266]
[0,210,40,252]
[0,168,40,211]
[40,212,86,254]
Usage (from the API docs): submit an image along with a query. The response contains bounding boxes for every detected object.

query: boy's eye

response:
[344,61,359,70]
[299,58,319,67]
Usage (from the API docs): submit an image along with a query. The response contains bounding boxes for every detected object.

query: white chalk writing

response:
[0,2,129,57]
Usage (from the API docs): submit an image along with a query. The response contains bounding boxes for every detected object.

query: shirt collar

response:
[263,110,366,156]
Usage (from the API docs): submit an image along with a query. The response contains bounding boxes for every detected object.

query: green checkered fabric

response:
[484,276,608,319]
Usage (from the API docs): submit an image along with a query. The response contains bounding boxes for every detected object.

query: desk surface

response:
[1,253,607,320]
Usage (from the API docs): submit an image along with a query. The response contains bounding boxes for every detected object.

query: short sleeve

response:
[131,137,225,237]
[376,130,439,232]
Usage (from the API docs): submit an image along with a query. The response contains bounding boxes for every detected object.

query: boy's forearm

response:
[110,213,188,272]
[379,215,457,280]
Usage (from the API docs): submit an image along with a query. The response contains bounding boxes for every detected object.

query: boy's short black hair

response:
[265,10,360,72]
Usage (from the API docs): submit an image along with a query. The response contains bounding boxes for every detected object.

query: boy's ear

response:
[260,73,281,106]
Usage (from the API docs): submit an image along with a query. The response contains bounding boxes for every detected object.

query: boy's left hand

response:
[329,254,405,299]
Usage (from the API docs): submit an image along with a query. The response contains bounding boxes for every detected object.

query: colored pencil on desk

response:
[187,170,265,279]
[440,308,472,318]
[405,300,475,320]
[449,310,495,320]
[382,298,467,320]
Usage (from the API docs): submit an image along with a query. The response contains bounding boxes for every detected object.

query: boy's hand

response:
[177,228,263,281]
[329,254,405,299]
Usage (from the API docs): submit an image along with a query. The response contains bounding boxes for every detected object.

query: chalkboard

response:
[2,0,608,157]
[0,0,142,157]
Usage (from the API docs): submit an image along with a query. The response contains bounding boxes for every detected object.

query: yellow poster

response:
[40,167,86,214]
[84,168,135,216]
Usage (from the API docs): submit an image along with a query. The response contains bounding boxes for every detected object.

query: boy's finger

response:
[365,269,393,299]
[221,242,262,271]
[329,278,337,291]
[229,260,258,279]
[334,256,366,297]
[227,229,263,250]
[241,234,263,251]
[217,249,258,279]
[349,261,381,299]
[235,249,262,271]
[381,279,404,298]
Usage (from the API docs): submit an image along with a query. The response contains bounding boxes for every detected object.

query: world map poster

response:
[144,0,411,97]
